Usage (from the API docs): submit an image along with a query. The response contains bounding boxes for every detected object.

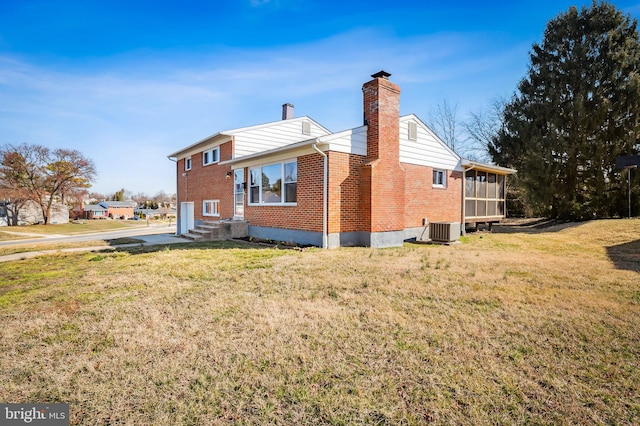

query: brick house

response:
[79,200,136,220]
[168,71,515,248]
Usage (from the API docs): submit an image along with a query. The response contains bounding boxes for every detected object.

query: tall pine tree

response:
[490,1,640,219]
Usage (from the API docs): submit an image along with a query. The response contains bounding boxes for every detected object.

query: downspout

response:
[312,141,328,249]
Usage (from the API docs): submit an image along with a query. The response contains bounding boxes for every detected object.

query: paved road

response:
[0,223,185,247]
[0,224,192,262]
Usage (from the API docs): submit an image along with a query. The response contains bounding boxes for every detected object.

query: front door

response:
[180,202,194,234]
[234,169,244,219]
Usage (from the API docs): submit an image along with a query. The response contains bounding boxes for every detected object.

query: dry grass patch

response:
[1,220,146,236]
[0,219,638,424]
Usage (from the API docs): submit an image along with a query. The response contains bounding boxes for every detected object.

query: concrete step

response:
[181,232,204,241]
[191,228,215,236]
[180,221,248,242]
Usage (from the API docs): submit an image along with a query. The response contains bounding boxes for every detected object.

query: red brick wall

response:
[403,163,463,225]
[361,74,405,233]
[176,140,235,221]
[107,207,134,218]
[244,152,323,232]
[327,151,367,233]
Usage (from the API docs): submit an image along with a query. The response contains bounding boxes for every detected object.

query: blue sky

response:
[2,0,640,197]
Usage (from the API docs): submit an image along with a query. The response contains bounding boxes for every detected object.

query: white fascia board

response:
[167,132,232,159]
[461,159,517,174]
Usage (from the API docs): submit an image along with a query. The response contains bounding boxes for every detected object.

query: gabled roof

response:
[167,116,331,159]
[83,204,108,212]
[99,201,137,208]
[219,125,368,167]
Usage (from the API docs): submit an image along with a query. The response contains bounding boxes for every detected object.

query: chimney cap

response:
[371,70,391,80]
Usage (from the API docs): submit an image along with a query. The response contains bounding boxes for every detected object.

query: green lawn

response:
[0,220,638,425]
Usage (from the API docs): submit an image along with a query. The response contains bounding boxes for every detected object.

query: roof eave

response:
[220,138,328,166]
[461,159,517,174]
[167,132,232,159]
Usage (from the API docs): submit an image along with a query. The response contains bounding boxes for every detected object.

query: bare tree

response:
[463,97,506,163]
[0,143,96,224]
[427,99,460,152]
[132,192,148,206]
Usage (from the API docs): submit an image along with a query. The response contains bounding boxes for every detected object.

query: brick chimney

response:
[360,71,405,246]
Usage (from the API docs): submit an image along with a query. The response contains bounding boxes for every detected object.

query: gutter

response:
[312,141,328,249]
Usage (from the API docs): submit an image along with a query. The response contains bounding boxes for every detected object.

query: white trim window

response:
[185,157,192,171]
[202,147,220,166]
[249,160,297,205]
[203,200,220,217]
[433,169,447,188]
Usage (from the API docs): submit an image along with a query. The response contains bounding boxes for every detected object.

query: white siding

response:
[232,118,331,158]
[323,126,367,156]
[399,115,461,171]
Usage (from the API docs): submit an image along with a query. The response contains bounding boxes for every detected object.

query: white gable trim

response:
[223,116,331,135]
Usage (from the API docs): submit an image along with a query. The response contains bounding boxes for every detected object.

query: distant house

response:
[80,200,136,220]
[80,204,108,220]
[168,71,516,248]
[0,200,69,226]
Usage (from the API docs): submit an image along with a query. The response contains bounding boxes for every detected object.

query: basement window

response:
[203,200,220,217]
[433,169,447,188]
[202,147,220,166]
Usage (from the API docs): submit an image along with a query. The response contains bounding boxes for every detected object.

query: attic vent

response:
[302,121,311,136]
[408,121,418,141]
[430,222,460,243]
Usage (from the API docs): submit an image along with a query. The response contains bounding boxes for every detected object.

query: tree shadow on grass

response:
[605,239,640,273]
[487,218,585,234]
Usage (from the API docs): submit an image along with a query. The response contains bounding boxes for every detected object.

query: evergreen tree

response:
[490,1,640,219]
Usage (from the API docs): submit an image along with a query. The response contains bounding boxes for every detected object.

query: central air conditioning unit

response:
[429,222,461,243]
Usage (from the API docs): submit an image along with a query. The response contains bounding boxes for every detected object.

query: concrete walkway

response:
[0,233,192,263]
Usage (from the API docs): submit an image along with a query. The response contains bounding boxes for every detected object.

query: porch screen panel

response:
[477,199,487,217]
[477,172,487,198]
[465,172,476,197]
[465,199,476,217]
[488,173,497,198]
